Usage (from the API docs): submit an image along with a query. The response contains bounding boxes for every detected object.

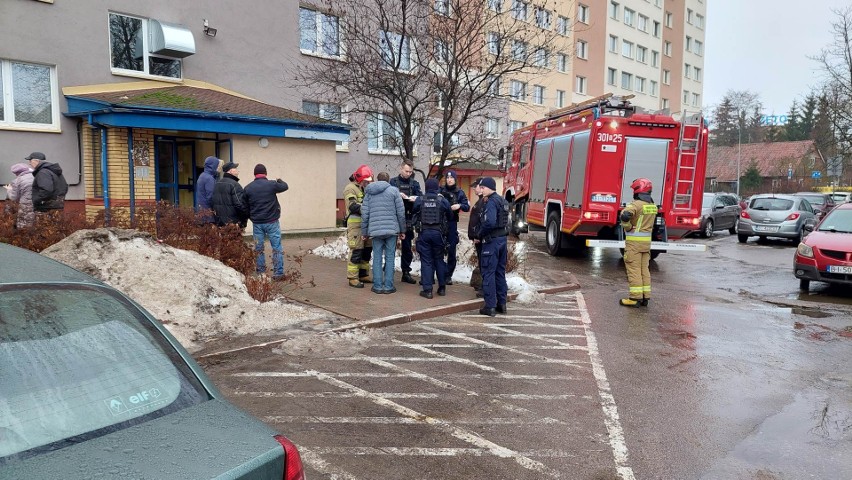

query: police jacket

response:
[244,175,289,224]
[413,193,451,232]
[439,185,470,223]
[478,192,510,241]
[468,195,484,239]
[362,181,406,237]
[212,173,249,227]
[195,156,219,210]
[31,161,68,212]
[389,175,422,219]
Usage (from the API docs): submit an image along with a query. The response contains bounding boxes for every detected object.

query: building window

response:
[435,0,450,16]
[510,80,527,101]
[578,4,590,24]
[303,101,347,149]
[535,7,552,29]
[487,32,500,55]
[509,120,527,133]
[685,36,693,52]
[692,92,701,105]
[534,48,549,67]
[576,41,588,59]
[299,8,341,58]
[683,90,690,104]
[575,75,587,94]
[651,50,660,67]
[607,67,617,85]
[532,85,545,105]
[664,11,672,28]
[511,0,528,20]
[662,98,669,109]
[109,13,182,79]
[556,89,566,108]
[609,1,619,19]
[621,72,633,90]
[512,40,527,61]
[636,46,647,63]
[696,14,705,29]
[694,40,704,56]
[556,53,568,72]
[686,8,694,24]
[638,14,648,32]
[653,20,661,37]
[623,8,635,26]
[622,40,634,59]
[380,30,412,71]
[486,117,500,138]
[557,15,570,35]
[487,75,501,95]
[684,63,691,79]
[635,76,645,93]
[609,35,619,53]
[434,40,451,63]
[663,69,671,84]
[488,0,502,13]
[664,41,672,56]
[694,66,702,82]
[367,112,403,153]
[433,132,460,154]
[650,80,658,96]
[0,59,59,129]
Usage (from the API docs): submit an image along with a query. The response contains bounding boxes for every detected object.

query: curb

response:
[196,275,580,360]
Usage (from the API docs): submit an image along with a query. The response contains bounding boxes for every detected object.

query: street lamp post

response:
[736,109,742,197]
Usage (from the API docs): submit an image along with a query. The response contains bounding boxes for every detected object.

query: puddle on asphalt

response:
[790,307,833,319]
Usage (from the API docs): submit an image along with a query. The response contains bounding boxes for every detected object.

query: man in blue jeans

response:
[243,164,289,280]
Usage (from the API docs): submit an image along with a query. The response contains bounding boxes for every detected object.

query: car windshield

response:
[831,194,848,202]
[798,195,825,205]
[816,209,852,233]
[701,193,715,209]
[0,284,209,462]
[750,198,794,211]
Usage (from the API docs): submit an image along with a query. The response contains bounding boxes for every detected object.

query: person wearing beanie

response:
[28,152,68,215]
[389,160,423,284]
[211,162,249,228]
[4,163,35,229]
[412,177,452,299]
[243,163,289,280]
[195,156,220,223]
[474,176,509,316]
[467,178,485,297]
[438,169,470,285]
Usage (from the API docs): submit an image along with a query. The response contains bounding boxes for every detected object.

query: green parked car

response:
[0,242,305,480]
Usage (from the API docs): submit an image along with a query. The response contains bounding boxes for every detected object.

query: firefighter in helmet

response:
[344,165,374,288]
[619,178,657,307]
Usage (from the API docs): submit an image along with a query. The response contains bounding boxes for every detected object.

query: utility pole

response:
[736,108,742,197]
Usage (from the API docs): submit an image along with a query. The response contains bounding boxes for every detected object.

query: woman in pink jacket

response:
[4,163,35,229]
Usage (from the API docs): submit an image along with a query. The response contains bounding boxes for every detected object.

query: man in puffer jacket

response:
[211,162,249,228]
[28,152,68,213]
[361,172,406,294]
[195,156,220,223]
[4,163,35,228]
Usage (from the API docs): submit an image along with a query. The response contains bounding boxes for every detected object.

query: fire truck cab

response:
[502,94,708,256]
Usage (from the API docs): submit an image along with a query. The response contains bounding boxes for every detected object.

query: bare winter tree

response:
[296,0,564,179]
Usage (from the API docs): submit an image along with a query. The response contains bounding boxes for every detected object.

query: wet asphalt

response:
[201,229,852,479]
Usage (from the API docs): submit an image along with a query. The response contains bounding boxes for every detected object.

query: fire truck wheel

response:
[545,211,563,256]
[650,251,662,260]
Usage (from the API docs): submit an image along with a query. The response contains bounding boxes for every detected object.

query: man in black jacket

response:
[27,152,68,214]
[212,162,249,228]
[243,164,289,280]
[389,160,422,284]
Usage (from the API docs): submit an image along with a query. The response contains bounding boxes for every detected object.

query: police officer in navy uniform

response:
[476,177,510,317]
[413,178,452,299]
[439,170,470,285]
[390,160,423,284]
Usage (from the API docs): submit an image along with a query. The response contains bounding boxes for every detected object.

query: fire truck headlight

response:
[610,120,618,129]
[596,121,602,127]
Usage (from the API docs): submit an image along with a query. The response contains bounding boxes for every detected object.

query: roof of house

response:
[64,84,350,140]
[706,140,821,182]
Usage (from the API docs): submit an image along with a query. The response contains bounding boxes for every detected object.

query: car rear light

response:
[786,213,800,221]
[274,435,305,480]
[741,211,750,219]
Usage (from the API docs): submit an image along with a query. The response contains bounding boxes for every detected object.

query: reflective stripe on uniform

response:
[626,234,652,242]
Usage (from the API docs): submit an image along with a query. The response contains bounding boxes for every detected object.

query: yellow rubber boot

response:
[619,298,641,307]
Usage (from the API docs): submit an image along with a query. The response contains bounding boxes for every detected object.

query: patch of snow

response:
[41,228,329,352]
[309,235,349,260]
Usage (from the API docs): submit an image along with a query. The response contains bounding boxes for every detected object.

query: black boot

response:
[420,290,433,299]
[479,307,496,317]
[640,298,649,307]
[495,304,507,314]
[437,286,446,296]
[401,272,416,284]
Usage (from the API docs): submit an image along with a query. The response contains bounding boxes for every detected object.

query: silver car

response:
[737,194,817,244]
[698,192,741,238]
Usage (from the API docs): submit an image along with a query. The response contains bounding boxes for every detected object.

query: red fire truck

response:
[502,93,708,257]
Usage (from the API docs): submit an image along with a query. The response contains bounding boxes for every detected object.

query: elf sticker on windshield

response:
[105,387,164,416]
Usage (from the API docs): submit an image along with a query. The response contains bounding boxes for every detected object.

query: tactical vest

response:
[495,194,510,231]
[477,194,510,239]
[420,193,442,227]
[440,189,460,222]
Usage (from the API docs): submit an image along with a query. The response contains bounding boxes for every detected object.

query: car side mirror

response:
[803,223,814,233]
[713,205,724,211]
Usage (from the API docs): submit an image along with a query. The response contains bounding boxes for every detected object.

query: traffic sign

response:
[812,171,821,179]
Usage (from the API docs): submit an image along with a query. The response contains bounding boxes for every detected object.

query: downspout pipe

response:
[89,114,110,222]
[128,127,135,222]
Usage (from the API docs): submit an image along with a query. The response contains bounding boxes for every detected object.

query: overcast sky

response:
[704,0,849,116]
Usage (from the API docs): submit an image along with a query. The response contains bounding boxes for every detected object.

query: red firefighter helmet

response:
[630,178,653,194]
[352,165,374,183]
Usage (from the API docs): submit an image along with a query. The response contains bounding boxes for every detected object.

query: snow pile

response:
[41,229,329,352]
[309,235,349,260]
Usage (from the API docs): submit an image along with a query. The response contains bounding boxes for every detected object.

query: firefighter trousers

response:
[623,241,651,300]
[346,217,372,279]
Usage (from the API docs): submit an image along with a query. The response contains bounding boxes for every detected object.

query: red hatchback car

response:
[794,202,852,291]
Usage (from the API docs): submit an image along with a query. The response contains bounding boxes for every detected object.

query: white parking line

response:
[298,446,362,480]
[265,416,565,425]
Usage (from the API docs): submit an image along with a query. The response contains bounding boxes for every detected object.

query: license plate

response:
[591,194,617,203]
[827,265,852,274]
[753,225,779,232]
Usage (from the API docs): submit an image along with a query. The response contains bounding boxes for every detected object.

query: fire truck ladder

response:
[673,111,704,211]
[546,93,635,120]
